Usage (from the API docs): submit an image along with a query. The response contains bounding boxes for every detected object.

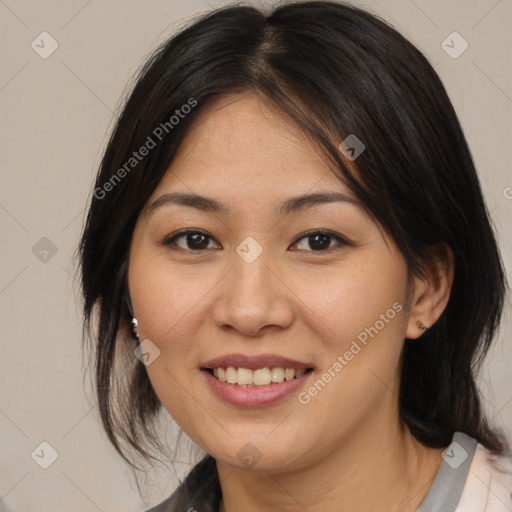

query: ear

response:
[405,243,455,339]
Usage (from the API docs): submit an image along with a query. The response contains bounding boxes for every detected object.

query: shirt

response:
[143,432,512,512]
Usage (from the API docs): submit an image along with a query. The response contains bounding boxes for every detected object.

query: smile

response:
[206,366,314,386]
[201,368,314,408]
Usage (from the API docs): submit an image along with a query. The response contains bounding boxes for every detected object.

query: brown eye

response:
[291,230,351,252]
[162,229,350,253]
[163,230,219,251]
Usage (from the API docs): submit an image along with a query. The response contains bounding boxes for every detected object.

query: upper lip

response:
[202,353,315,371]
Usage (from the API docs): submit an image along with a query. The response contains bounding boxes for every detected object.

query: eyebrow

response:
[147,190,359,217]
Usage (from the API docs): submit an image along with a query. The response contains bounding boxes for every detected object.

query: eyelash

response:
[161,229,352,254]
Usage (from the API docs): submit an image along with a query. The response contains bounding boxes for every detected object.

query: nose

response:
[212,244,294,337]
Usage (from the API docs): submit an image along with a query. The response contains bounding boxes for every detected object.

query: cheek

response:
[301,258,409,422]
[297,259,409,427]
[128,250,218,353]
[128,251,215,434]
[297,255,409,357]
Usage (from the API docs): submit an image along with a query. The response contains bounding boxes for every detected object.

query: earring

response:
[130,317,139,340]
[417,320,428,332]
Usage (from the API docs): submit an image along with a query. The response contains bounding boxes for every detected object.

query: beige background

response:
[0,0,511,510]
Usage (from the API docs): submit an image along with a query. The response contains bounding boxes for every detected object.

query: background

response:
[0,0,511,510]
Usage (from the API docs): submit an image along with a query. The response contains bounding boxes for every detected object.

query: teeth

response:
[271,367,284,383]
[211,366,309,386]
[284,368,295,381]
[237,368,253,385]
[253,368,271,385]
[225,367,237,384]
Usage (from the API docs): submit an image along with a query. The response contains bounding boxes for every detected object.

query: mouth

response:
[202,366,315,387]
[201,365,315,408]
[200,353,316,407]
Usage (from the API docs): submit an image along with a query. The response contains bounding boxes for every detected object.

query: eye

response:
[162,230,220,251]
[162,229,351,253]
[290,230,351,252]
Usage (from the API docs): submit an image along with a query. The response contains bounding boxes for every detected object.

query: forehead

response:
[151,92,352,199]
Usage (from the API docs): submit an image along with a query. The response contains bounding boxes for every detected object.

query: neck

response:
[216,413,444,512]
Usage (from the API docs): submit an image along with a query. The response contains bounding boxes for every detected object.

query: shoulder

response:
[456,442,512,512]
[141,455,221,512]
[141,490,178,512]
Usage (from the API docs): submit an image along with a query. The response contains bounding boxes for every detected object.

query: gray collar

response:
[416,431,477,512]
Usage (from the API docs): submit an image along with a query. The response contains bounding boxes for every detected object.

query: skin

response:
[128,91,455,512]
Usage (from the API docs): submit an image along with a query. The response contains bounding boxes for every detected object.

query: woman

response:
[78,1,512,510]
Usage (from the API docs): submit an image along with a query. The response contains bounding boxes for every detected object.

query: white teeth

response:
[271,367,285,383]
[253,368,272,386]
[211,366,309,386]
[225,367,237,384]
[237,368,253,385]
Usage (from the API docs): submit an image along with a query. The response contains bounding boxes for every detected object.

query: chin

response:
[208,438,306,474]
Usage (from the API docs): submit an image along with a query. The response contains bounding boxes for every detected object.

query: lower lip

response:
[202,369,313,408]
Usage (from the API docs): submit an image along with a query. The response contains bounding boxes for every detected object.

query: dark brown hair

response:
[78,0,509,474]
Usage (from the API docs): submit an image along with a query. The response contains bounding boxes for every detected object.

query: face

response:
[128,92,415,472]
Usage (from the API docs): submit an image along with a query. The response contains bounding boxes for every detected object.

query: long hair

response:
[78,0,508,471]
